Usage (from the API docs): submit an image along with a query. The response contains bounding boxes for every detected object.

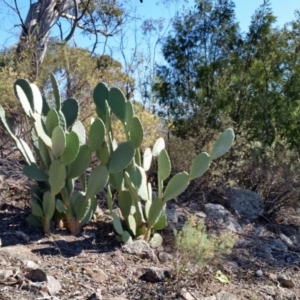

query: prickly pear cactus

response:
[0,74,110,235]
[91,82,235,245]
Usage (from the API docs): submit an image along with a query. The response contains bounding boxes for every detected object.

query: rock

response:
[122,240,158,261]
[225,218,243,233]
[0,245,40,261]
[87,289,102,300]
[255,270,263,277]
[195,211,206,219]
[279,233,294,247]
[84,267,108,283]
[180,288,195,300]
[277,274,295,288]
[225,187,264,220]
[165,207,178,223]
[204,291,238,300]
[255,245,273,260]
[205,203,230,223]
[254,226,268,237]
[45,275,62,296]
[268,238,288,251]
[139,267,171,283]
[158,251,173,262]
[205,203,242,233]
[149,233,163,248]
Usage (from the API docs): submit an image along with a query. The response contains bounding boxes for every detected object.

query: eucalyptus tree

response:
[154,0,300,149]
[2,0,145,78]
[154,0,240,141]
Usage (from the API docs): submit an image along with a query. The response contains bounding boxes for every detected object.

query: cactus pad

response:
[50,73,61,110]
[108,87,127,123]
[93,82,109,118]
[23,163,49,181]
[68,145,91,179]
[88,118,106,151]
[152,137,165,156]
[86,165,109,199]
[51,126,66,157]
[163,172,189,202]
[210,128,235,160]
[43,191,56,218]
[49,159,66,195]
[112,212,124,235]
[127,116,144,148]
[189,152,211,180]
[108,141,135,173]
[158,149,171,181]
[62,98,79,128]
[118,190,132,218]
[62,131,80,165]
[46,109,59,136]
[143,148,152,171]
[72,120,86,145]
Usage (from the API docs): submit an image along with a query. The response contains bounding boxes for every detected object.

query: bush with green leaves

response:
[174,216,237,278]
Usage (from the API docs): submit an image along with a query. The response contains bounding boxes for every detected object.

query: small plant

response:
[174,216,237,278]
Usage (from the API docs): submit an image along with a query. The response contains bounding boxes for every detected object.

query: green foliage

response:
[154,0,300,150]
[174,216,237,278]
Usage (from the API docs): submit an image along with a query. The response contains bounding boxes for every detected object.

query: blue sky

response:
[0,0,299,50]
[0,0,298,102]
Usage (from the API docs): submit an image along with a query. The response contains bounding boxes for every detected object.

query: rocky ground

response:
[0,156,300,300]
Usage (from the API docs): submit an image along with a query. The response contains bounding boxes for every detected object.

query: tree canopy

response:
[154,0,300,149]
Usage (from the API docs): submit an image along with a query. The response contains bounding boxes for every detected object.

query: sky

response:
[0,0,299,50]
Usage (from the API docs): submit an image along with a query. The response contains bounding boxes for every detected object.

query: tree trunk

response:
[16,0,80,78]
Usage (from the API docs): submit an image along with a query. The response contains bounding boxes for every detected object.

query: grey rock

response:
[0,245,40,261]
[255,245,273,260]
[139,267,171,283]
[205,203,230,222]
[195,211,207,219]
[268,238,288,251]
[158,251,173,262]
[279,233,294,247]
[205,203,242,233]
[254,226,268,237]
[225,187,264,220]
[87,290,102,300]
[204,291,238,300]
[255,270,263,277]
[225,218,243,233]
[122,240,158,261]
[277,274,295,288]
[165,207,178,223]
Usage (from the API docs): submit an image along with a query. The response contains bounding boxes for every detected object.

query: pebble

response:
[255,270,263,277]
[158,251,173,262]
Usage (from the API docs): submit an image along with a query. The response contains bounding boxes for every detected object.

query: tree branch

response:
[64,0,78,42]
[60,12,113,37]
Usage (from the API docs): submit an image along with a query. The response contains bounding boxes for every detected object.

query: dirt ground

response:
[0,156,300,300]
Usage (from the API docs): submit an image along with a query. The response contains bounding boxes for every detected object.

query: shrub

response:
[174,215,237,278]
